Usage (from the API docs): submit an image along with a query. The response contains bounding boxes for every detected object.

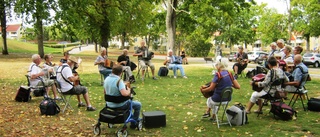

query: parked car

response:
[303,53,320,67]
[228,52,237,62]
[247,51,268,63]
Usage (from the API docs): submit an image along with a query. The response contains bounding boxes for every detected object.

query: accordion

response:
[143,51,154,61]
[252,73,266,92]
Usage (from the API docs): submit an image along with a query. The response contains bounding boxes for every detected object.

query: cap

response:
[68,56,78,64]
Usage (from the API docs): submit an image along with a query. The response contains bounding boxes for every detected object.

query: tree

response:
[291,0,320,51]
[0,0,12,55]
[165,0,178,53]
[15,0,56,57]
[253,4,287,46]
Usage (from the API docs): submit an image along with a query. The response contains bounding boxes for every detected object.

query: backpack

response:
[226,103,248,126]
[15,86,31,102]
[158,67,169,77]
[39,98,60,115]
[307,98,320,112]
[201,71,234,98]
[270,102,297,121]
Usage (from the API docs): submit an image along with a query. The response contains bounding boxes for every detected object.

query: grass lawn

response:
[1,40,320,136]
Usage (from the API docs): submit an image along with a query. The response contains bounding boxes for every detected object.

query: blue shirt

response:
[104,74,127,108]
[292,62,308,88]
[211,70,233,102]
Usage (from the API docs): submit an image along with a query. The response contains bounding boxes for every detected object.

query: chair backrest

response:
[25,75,31,86]
[298,73,308,89]
[220,87,233,101]
[270,78,285,86]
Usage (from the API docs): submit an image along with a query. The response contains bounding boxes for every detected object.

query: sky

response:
[8,0,288,25]
[255,0,289,14]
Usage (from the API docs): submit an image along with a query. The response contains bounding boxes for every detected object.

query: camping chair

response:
[55,80,73,113]
[212,87,233,128]
[288,73,309,111]
[136,60,149,79]
[258,78,285,117]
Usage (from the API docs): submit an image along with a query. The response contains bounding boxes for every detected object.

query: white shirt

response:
[28,62,42,87]
[56,63,74,92]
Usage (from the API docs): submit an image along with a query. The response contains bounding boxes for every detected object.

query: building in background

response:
[0,24,24,40]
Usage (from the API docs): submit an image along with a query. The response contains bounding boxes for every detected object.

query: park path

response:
[68,44,320,78]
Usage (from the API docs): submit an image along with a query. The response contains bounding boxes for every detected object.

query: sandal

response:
[245,110,251,114]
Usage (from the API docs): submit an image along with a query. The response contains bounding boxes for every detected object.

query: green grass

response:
[1,40,320,136]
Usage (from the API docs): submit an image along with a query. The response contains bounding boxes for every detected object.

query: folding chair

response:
[55,81,73,113]
[136,60,149,79]
[288,73,309,111]
[258,78,285,117]
[25,75,47,97]
[212,87,233,128]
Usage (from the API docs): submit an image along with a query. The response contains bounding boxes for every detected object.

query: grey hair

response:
[32,54,40,62]
[277,39,285,44]
[167,50,173,56]
[270,42,277,46]
[100,47,106,53]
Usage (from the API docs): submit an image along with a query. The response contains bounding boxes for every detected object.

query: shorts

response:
[63,85,87,95]
[37,79,55,87]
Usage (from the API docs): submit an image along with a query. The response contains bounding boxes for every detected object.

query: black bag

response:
[246,69,256,78]
[15,86,31,102]
[33,87,46,97]
[308,98,320,112]
[158,67,169,77]
[270,102,297,120]
[39,98,60,115]
[99,107,129,124]
[143,111,166,128]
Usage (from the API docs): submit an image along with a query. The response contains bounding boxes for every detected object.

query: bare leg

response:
[77,95,81,103]
[151,67,155,77]
[246,101,254,112]
[141,70,145,78]
[51,85,58,98]
[257,99,263,112]
[83,93,92,107]
[234,66,239,75]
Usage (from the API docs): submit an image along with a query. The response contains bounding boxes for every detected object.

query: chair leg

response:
[299,95,307,111]
[288,94,296,106]
[291,94,299,108]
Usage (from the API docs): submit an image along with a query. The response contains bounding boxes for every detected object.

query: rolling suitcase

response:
[226,104,248,126]
[143,111,166,128]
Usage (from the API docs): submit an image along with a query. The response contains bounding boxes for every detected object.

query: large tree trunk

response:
[166,0,177,54]
[305,34,310,51]
[1,1,8,55]
[35,16,44,57]
[120,32,126,49]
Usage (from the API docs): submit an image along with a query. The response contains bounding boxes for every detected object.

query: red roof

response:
[290,34,296,41]
[0,24,21,32]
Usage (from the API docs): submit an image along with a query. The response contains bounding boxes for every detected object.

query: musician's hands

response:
[250,81,253,86]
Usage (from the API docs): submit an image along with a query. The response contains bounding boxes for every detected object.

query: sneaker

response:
[183,76,188,79]
[152,77,157,80]
[86,107,96,111]
[54,97,62,100]
[174,76,177,79]
[202,113,210,118]
[78,102,86,107]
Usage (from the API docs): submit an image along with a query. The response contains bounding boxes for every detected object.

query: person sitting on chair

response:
[94,47,112,79]
[43,54,57,79]
[281,45,293,64]
[233,46,248,79]
[28,54,60,99]
[245,57,289,114]
[180,50,188,64]
[200,58,240,120]
[284,54,309,92]
[163,50,187,79]
[117,49,136,83]
[133,41,157,81]
[57,56,96,111]
[59,51,70,65]
[104,65,142,129]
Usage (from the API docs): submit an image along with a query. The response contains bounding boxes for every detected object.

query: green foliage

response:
[185,33,212,57]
